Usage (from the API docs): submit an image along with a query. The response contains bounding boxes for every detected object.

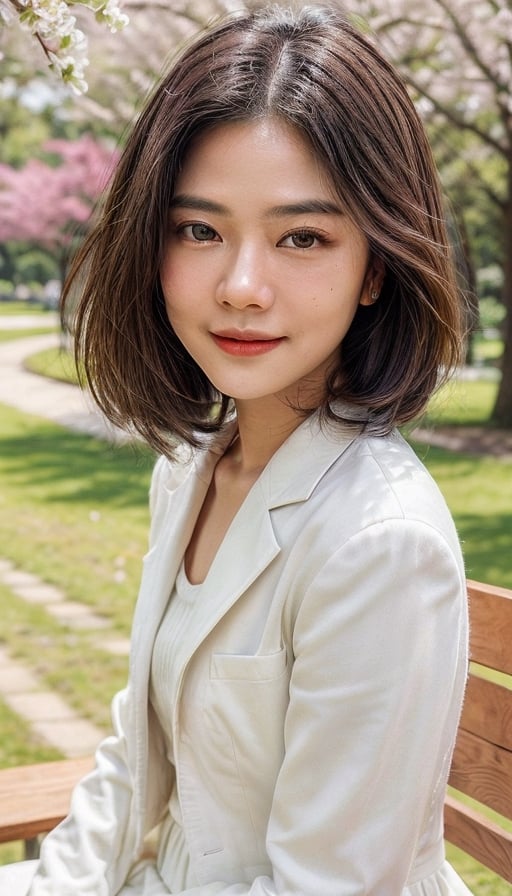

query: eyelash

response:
[174,222,330,248]
[177,222,219,242]
[279,229,330,249]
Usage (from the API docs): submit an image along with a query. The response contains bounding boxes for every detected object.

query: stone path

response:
[0,555,131,758]
[412,423,512,460]
[1,329,131,759]
[0,332,127,442]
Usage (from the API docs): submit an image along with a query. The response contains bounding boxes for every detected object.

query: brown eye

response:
[279,229,324,249]
[291,230,316,248]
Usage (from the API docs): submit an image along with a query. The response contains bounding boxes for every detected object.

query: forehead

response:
[175,117,338,200]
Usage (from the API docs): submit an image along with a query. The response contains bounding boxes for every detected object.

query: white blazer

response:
[29,412,469,896]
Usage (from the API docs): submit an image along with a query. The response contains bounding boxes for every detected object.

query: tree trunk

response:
[452,210,478,365]
[491,169,512,427]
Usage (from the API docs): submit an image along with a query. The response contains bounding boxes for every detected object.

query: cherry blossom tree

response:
[346,0,512,425]
[0,134,118,284]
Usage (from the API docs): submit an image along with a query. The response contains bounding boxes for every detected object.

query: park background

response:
[0,1,511,893]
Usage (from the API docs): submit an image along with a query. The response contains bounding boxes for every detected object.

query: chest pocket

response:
[210,646,287,681]
[199,647,290,842]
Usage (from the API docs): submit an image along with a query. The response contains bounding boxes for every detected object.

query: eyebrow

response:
[170,194,344,218]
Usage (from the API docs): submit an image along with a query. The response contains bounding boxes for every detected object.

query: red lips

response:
[211,331,284,356]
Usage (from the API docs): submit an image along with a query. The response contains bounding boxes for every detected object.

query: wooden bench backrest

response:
[444,579,512,883]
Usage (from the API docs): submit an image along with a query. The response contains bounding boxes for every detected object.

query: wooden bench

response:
[0,756,93,859]
[0,579,511,886]
[444,579,512,884]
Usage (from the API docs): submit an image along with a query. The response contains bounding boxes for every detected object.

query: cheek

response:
[159,257,186,324]
[159,252,176,297]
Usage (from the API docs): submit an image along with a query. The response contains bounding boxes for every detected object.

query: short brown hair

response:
[64,3,466,457]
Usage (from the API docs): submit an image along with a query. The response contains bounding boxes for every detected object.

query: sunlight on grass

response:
[0,404,154,628]
[446,842,512,896]
[0,301,50,317]
[473,337,503,364]
[426,379,497,426]
[0,328,57,343]
[410,440,512,587]
[24,346,81,385]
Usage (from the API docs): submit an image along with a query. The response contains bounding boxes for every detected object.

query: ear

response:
[360,256,386,307]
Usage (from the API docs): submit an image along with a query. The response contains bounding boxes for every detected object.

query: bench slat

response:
[0,757,93,844]
[459,672,512,752]
[448,728,512,822]
[444,793,512,884]
[467,580,512,675]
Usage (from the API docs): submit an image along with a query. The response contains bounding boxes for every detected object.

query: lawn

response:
[0,372,511,890]
[0,328,58,343]
[0,405,154,634]
[423,377,498,426]
[0,300,50,316]
[23,345,80,385]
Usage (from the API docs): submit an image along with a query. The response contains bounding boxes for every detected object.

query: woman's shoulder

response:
[150,443,195,490]
[327,427,457,541]
[148,425,233,512]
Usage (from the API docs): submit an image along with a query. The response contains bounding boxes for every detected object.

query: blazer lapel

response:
[172,476,282,671]
[171,410,363,675]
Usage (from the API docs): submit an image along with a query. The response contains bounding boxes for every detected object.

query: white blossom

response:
[0,0,128,93]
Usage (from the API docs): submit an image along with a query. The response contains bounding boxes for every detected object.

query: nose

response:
[215,243,274,310]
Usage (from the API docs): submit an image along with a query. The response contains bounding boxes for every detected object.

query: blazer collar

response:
[163,402,365,511]
[260,407,364,509]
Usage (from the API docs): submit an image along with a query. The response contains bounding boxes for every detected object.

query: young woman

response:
[3,4,473,894]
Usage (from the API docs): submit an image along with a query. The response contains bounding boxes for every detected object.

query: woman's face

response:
[160,117,381,410]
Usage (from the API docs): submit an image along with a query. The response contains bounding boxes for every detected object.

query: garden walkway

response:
[0,332,127,442]
[1,331,129,758]
[1,328,511,760]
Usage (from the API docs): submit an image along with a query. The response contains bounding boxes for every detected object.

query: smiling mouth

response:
[211,333,284,356]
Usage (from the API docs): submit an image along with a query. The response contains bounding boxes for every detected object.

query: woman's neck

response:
[227,397,311,476]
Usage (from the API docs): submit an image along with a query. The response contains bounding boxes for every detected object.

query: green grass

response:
[0,699,62,768]
[410,379,512,588]
[0,581,130,731]
[0,327,57,343]
[424,378,497,426]
[446,844,511,896]
[473,336,503,365]
[0,404,154,735]
[24,346,80,385]
[0,300,52,316]
[0,405,154,629]
[410,441,512,587]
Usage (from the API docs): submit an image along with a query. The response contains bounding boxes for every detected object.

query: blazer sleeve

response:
[169,517,468,896]
[27,686,139,896]
[27,456,173,896]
